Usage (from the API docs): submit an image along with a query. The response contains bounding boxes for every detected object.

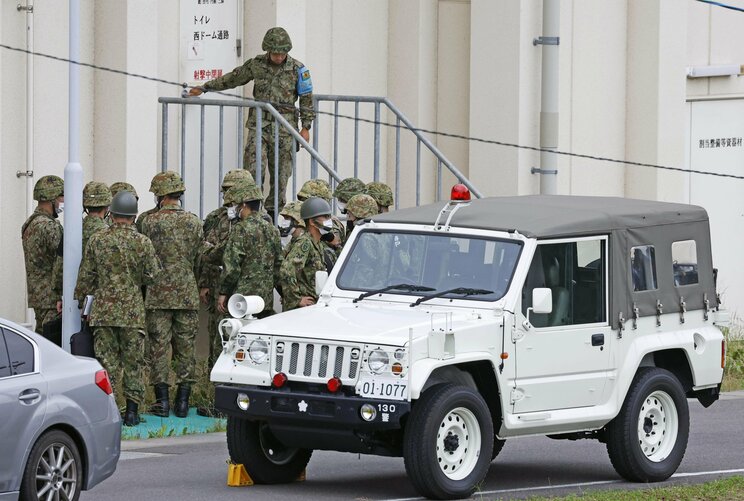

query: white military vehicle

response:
[211,187,727,500]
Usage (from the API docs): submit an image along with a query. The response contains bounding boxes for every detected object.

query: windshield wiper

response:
[410,287,494,307]
[353,283,435,303]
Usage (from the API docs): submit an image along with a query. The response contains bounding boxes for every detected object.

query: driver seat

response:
[545,257,569,326]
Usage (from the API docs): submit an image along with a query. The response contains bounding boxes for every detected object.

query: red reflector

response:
[722,339,726,369]
[327,377,342,393]
[95,370,113,395]
[273,372,288,388]
[450,184,471,201]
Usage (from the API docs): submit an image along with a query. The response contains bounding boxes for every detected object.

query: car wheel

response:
[20,430,83,501]
[403,384,493,499]
[606,367,690,482]
[226,416,312,484]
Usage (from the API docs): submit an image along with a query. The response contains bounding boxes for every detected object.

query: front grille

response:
[274,340,360,382]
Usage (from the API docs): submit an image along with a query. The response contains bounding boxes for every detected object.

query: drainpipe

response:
[533,0,560,195]
[62,0,83,351]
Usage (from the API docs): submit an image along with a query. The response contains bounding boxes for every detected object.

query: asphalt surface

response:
[81,392,744,500]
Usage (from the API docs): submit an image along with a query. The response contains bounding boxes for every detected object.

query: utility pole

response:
[62,0,83,351]
[533,0,560,195]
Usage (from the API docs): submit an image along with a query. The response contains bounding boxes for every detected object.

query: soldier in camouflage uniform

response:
[107,182,138,226]
[280,197,334,310]
[140,171,203,418]
[136,173,163,233]
[198,171,254,372]
[297,179,345,257]
[75,191,162,426]
[22,175,64,335]
[365,181,394,213]
[190,27,315,212]
[333,177,366,215]
[343,194,386,288]
[344,193,378,245]
[217,184,283,317]
[279,200,305,256]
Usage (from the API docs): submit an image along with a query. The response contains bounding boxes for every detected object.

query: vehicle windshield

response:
[336,230,522,302]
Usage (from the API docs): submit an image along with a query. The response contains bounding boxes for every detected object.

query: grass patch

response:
[508,476,744,500]
[722,321,744,392]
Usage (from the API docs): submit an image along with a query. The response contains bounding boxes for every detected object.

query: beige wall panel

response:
[707,0,744,96]
[685,0,710,98]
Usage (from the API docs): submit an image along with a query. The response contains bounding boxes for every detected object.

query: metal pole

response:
[311,99,319,178]
[537,0,560,195]
[199,105,205,219]
[374,102,381,182]
[354,101,359,178]
[255,108,262,188]
[416,140,421,206]
[161,103,168,171]
[273,121,279,223]
[333,101,339,189]
[24,0,35,327]
[180,104,186,180]
[218,105,224,205]
[237,107,244,169]
[62,0,83,350]
[291,138,297,200]
[436,160,442,202]
[395,118,400,210]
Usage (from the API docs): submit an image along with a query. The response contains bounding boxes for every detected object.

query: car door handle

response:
[18,389,41,403]
[591,334,605,347]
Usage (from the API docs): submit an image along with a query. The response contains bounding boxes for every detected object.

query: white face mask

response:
[55,202,64,215]
[227,205,239,220]
[315,218,333,235]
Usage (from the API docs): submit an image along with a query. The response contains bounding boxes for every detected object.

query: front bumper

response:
[215,384,410,430]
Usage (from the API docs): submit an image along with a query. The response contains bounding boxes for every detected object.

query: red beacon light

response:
[327,377,343,393]
[450,184,471,202]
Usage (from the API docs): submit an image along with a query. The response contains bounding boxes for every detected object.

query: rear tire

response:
[20,430,83,501]
[226,416,312,484]
[404,384,493,499]
[606,367,689,482]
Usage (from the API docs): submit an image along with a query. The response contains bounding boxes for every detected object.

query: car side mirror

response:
[315,271,329,296]
[523,288,553,330]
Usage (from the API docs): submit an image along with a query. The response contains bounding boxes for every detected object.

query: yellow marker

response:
[226,463,253,487]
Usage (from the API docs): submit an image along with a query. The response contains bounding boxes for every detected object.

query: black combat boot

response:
[123,399,140,427]
[173,383,191,418]
[149,383,170,417]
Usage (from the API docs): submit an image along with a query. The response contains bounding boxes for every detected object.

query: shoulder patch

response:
[297,65,313,96]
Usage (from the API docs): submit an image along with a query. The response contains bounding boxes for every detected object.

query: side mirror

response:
[315,271,329,296]
[227,294,265,319]
[522,288,553,330]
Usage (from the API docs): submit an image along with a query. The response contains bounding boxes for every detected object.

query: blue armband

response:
[297,66,313,96]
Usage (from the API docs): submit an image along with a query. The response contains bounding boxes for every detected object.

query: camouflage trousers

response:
[245,126,294,212]
[146,309,198,386]
[93,326,146,405]
[207,297,227,369]
[33,308,59,335]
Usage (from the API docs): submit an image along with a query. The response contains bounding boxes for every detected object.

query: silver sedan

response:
[0,319,120,501]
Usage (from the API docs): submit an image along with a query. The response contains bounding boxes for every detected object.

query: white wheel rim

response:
[637,390,678,462]
[35,442,78,500]
[436,407,481,481]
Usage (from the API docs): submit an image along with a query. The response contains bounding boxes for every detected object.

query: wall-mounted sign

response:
[180,0,238,85]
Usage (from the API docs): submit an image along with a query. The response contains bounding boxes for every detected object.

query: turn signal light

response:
[273,372,288,388]
[327,377,342,393]
[391,363,403,375]
[95,370,113,395]
[451,184,471,201]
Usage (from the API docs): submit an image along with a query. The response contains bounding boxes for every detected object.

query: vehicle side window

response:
[672,240,699,286]
[0,331,10,378]
[630,245,658,291]
[2,329,35,376]
[521,239,607,327]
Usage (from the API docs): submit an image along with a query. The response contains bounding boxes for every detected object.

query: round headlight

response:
[236,393,250,411]
[237,335,248,348]
[360,403,377,422]
[248,339,270,364]
[394,348,406,361]
[367,349,390,374]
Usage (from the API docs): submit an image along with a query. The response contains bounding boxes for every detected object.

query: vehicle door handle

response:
[591,334,605,347]
[18,389,41,404]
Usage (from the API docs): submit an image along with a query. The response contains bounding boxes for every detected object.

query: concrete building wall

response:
[1,0,743,324]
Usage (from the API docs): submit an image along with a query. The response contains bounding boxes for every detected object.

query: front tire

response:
[226,416,312,484]
[606,367,690,482]
[404,384,493,499]
[20,430,83,501]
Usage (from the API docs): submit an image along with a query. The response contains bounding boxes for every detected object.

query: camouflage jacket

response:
[135,205,159,233]
[22,208,63,309]
[198,206,234,290]
[279,233,327,311]
[219,212,283,312]
[203,54,315,130]
[141,203,203,310]
[75,223,161,328]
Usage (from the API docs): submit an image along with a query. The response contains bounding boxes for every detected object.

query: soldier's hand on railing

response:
[300,127,310,145]
[199,287,211,305]
[187,86,204,97]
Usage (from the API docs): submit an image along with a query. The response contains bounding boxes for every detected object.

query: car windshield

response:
[336,230,522,302]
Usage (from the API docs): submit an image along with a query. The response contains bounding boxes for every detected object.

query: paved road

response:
[82,393,744,500]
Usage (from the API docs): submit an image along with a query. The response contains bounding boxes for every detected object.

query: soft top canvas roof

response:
[373,195,709,238]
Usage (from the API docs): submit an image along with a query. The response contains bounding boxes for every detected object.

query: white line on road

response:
[119,451,171,461]
[379,468,744,501]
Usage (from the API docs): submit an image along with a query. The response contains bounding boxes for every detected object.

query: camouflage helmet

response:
[297,179,332,202]
[83,181,112,207]
[33,175,64,202]
[224,182,263,205]
[150,171,186,197]
[346,194,378,220]
[262,27,292,53]
[333,177,366,203]
[110,191,138,216]
[110,182,138,199]
[221,169,254,191]
[364,181,394,208]
[279,200,305,228]
[300,197,332,220]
